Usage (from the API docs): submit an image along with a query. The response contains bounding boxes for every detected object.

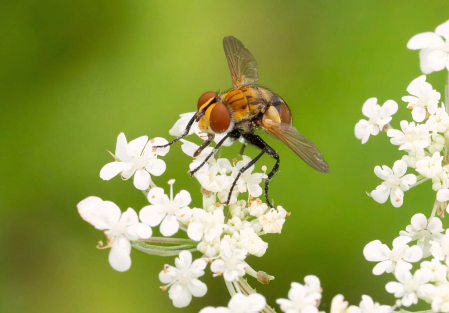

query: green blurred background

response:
[2,0,449,312]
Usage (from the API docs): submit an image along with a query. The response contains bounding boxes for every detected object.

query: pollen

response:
[216,271,222,276]
[151,139,155,143]
[232,158,237,163]
[215,202,221,207]
[163,268,168,273]
[98,240,104,247]
[161,286,167,291]
[396,198,400,202]
[152,148,156,152]
[287,212,291,216]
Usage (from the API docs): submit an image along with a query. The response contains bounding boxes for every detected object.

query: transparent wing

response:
[261,119,330,173]
[223,36,259,87]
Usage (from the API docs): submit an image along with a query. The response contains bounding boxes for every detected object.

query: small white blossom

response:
[187,209,226,242]
[330,295,349,313]
[100,133,169,190]
[399,213,444,257]
[402,75,440,122]
[229,200,249,220]
[416,152,444,179]
[139,181,191,237]
[199,293,266,313]
[430,230,449,263]
[420,258,448,284]
[233,156,267,197]
[363,236,423,275]
[211,245,247,282]
[197,236,221,258]
[370,160,417,207]
[429,133,446,154]
[259,206,287,234]
[276,276,322,313]
[226,216,252,235]
[407,20,449,74]
[354,98,398,144]
[248,198,269,218]
[387,121,431,152]
[192,158,233,193]
[347,295,392,313]
[437,189,449,212]
[385,267,434,307]
[237,228,268,257]
[431,285,449,312]
[427,104,449,133]
[402,148,425,168]
[77,196,152,272]
[159,250,207,308]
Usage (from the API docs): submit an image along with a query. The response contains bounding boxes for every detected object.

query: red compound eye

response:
[197,91,217,110]
[210,102,231,133]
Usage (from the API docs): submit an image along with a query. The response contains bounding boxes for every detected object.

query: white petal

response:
[169,113,196,136]
[115,133,129,161]
[412,107,427,122]
[419,49,434,74]
[414,268,431,284]
[355,120,369,141]
[147,187,167,205]
[100,162,131,180]
[150,137,170,156]
[363,240,389,261]
[109,237,132,272]
[437,189,449,201]
[174,190,192,207]
[187,279,207,297]
[428,217,443,233]
[436,20,449,40]
[127,136,148,156]
[126,223,152,239]
[393,160,407,176]
[248,184,263,197]
[428,50,448,72]
[120,207,139,225]
[139,205,166,226]
[187,222,203,241]
[373,260,392,275]
[176,250,193,269]
[385,281,404,294]
[145,158,166,176]
[362,97,378,117]
[77,196,116,230]
[403,246,423,262]
[381,100,398,116]
[407,32,444,50]
[180,139,200,157]
[160,215,179,236]
[406,75,427,95]
[371,185,390,204]
[394,266,411,284]
[410,213,427,230]
[392,236,412,249]
[133,170,151,190]
[170,285,192,308]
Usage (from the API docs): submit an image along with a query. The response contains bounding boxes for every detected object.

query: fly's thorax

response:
[222,86,272,123]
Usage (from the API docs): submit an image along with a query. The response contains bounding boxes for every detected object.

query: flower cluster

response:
[353,18,449,313]
[77,19,449,313]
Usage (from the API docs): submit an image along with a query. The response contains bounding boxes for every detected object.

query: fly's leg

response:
[239,143,247,156]
[154,114,197,148]
[193,133,215,157]
[188,132,233,177]
[226,149,265,205]
[225,133,279,207]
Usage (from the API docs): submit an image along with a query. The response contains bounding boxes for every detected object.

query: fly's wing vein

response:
[223,36,259,87]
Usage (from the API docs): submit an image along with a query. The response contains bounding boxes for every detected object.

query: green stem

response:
[138,237,197,245]
[132,241,197,256]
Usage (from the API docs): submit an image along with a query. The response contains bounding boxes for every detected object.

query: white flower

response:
[192,158,233,193]
[427,104,449,133]
[276,276,322,313]
[199,293,266,313]
[228,200,249,220]
[407,20,449,74]
[416,152,443,178]
[429,133,446,154]
[159,250,207,308]
[355,98,398,144]
[233,156,267,197]
[258,206,287,234]
[330,295,349,313]
[402,75,441,122]
[197,236,221,258]
[248,198,269,218]
[431,285,449,312]
[211,246,247,282]
[100,133,169,190]
[226,216,252,235]
[347,295,392,313]
[420,258,448,284]
[387,121,430,152]
[385,267,434,307]
[401,148,425,168]
[139,180,191,237]
[363,236,423,275]
[370,160,417,207]
[170,112,234,146]
[437,189,449,212]
[237,228,268,257]
[77,196,152,272]
[187,209,226,242]
[430,230,449,263]
[399,213,443,257]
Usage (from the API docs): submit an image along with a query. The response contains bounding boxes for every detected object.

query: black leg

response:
[225,133,279,207]
[154,114,197,148]
[188,130,236,177]
[226,149,265,205]
[193,133,215,157]
[239,143,247,156]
